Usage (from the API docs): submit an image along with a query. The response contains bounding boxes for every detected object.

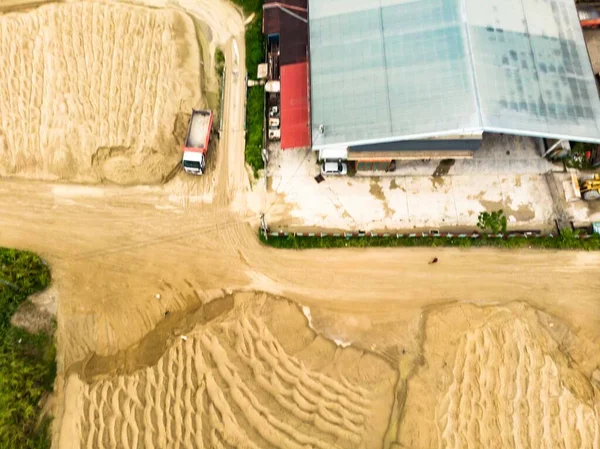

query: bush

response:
[228,0,265,175]
[230,0,262,14]
[260,232,600,251]
[566,142,596,170]
[228,0,264,79]
[215,49,225,78]
[477,210,508,234]
[244,17,264,79]
[246,86,265,175]
[243,9,265,177]
[0,248,54,449]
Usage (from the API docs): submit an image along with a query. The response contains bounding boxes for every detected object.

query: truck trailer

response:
[182,109,214,175]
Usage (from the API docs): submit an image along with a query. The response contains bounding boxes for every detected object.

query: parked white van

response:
[321,160,348,176]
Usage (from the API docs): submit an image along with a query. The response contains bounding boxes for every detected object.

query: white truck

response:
[182,109,213,175]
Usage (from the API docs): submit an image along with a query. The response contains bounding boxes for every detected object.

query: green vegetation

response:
[228,0,264,78]
[566,142,596,170]
[244,17,265,79]
[477,210,508,234]
[246,86,265,175]
[229,0,265,176]
[260,228,600,251]
[230,0,261,15]
[0,248,55,449]
[215,49,225,78]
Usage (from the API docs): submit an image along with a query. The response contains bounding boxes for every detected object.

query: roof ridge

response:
[460,0,484,130]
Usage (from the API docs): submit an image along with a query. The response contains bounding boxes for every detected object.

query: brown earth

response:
[11,299,55,334]
[0,1,599,448]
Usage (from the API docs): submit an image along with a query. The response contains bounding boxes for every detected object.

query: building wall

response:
[347,138,481,167]
[348,138,482,154]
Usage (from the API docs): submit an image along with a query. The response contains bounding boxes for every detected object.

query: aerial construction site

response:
[0,0,599,449]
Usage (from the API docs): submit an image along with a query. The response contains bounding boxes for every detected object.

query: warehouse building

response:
[264,0,600,170]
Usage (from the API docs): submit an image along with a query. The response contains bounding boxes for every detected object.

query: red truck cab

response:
[182,109,213,175]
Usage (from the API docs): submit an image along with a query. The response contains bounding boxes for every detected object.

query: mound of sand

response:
[54,292,600,449]
[0,1,202,184]
[58,294,397,449]
[394,303,600,449]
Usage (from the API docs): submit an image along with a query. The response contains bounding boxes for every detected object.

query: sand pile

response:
[0,1,202,184]
[58,295,397,449]
[52,291,600,449]
[393,303,600,449]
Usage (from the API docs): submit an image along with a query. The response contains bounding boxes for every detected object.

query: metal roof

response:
[281,62,311,149]
[309,0,600,149]
[264,0,308,65]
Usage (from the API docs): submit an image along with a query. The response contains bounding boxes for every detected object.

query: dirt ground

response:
[0,1,202,184]
[0,1,599,449]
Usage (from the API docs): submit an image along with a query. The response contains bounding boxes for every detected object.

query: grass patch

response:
[229,0,265,176]
[215,48,225,78]
[260,229,600,251]
[244,16,264,79]
[0,248,55,449]
[246,86,265,176]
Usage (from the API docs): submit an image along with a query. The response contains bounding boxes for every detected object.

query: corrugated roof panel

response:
[308,0,600,148]
[383,1,479,137]
[310,0,480,148]
[467,0,600,141]
[279,10,308,66]
[263,7,281,35]
[281,62,311,149]
[310,5,392,145]
[264,1,308,65]
[264,0,307,8]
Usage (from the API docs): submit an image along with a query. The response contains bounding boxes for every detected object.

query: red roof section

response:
[281,62,310,149]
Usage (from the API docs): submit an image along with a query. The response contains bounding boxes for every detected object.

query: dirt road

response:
[0,1,599,448]
[2,175,599,448]
[2,177,599,364]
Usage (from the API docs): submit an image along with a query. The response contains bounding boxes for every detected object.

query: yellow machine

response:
[580,173,600,200]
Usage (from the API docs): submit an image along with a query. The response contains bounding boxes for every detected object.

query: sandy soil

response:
[2,177,599,449]
[395,303,600,449]
[0,1,201,184]
[0,1,599,449]
[58,294,396,449]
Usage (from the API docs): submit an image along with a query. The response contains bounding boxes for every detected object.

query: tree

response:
[477,210,508,234]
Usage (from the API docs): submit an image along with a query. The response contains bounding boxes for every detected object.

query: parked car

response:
[321,160,348,175]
